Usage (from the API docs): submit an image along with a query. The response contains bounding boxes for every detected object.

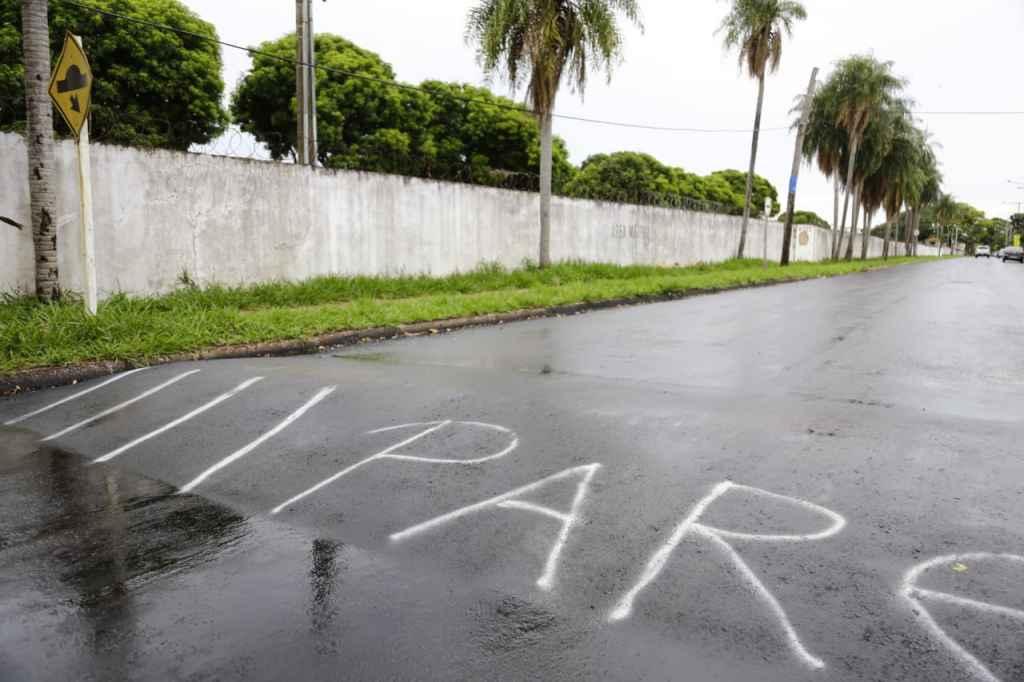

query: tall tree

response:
[829,55,906,261]
[232,37,576,188]
[933,192,958,256]
[801,75,849,259]
[19,0,58,300]
[862,111,914,259]
[718,0,807,258]
[2,0,228,149]
[466,0,641,267]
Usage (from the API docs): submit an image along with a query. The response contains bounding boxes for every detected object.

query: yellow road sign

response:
[1014,234,1021,248]
[48,33,93,139]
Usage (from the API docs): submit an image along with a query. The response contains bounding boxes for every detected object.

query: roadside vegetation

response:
[0,258,937,373]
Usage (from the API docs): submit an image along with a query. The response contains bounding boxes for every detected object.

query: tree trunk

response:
[903,208,912,255]
[844,187,861,261]
[833,183,850,260]
[538,109,553,268]
[882,212,892,259]
[860,206,871,260]
[832,175,840,258]
[21,0,59,301]
[842,135,861,261]
[738,73,766,259]
[913,209,921,256]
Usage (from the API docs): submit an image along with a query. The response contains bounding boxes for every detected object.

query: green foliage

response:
[0,0,228,149]
[0,257,927,373]
[465,0,641,114]
[1011,213,1024,232]
[562,152,747,212]
[707,169,780,215]
[781,210,830,229]
[561,155,786,216]
[718,0,807,79]
[232,33,403,162]
[231,36,575,189]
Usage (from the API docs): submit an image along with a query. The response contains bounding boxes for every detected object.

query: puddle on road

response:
[331,352,398,363]
[0,427,249,606]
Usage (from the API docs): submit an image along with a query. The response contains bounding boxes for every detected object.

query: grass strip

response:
[0,257,934,373]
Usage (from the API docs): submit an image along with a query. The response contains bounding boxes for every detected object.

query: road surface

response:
[2,258,1023,681]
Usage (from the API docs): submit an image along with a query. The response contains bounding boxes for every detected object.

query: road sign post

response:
[48,33,96,314]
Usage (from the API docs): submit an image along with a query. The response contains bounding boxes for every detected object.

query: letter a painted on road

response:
[48,33,93,139]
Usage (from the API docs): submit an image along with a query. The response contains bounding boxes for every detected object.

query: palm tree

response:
[21,0,59,300]
[466,0,641,267]
[933,192,958,257]
[864,111,916,258]
[910,165,941,256]
[852,103,904,259]
[801,74,850,259]
[828,55,906,261]
[719,0,807,258]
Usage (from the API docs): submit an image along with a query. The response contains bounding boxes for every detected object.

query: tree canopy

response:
[231,33,574,190]
[560,152,781,215]
[707,169,780,216]
[0,0,228,149]
[781,210,830,229]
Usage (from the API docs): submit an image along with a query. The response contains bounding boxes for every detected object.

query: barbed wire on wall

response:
[3,95,750,214]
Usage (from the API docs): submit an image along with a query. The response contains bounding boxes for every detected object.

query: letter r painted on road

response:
[390,464,602,591]
[607,481,847,671]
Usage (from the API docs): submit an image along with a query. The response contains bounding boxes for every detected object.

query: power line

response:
[914,111,1024,115]
[54,0,1024,137]
[57,0,788,135]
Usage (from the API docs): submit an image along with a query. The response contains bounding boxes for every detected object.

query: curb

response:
[0,288,723,397]
[0,261,928,397]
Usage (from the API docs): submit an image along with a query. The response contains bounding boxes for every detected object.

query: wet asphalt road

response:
[2,257,1023,681]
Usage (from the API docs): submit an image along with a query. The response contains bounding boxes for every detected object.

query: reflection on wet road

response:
[2,259,1023,681]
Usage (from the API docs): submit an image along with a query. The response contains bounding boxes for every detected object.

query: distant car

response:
[975,245,991,258]
[1002,246,1024,263]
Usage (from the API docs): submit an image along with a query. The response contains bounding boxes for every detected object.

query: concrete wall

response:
[0,133,936,298]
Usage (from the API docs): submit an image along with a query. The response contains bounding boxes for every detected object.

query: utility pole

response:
[781,67,818,266]
[295,0,317,166]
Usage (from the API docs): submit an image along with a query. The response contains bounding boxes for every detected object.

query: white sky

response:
[183,0,1024,223]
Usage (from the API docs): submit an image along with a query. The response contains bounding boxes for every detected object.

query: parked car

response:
[1002,246,1024,263]
[975,245,991,258]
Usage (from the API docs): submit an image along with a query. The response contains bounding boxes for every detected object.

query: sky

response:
[182,0,1024,224]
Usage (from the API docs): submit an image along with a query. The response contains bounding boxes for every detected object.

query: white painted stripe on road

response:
[607,481,732,622]
[269,419,449,515]
[179,385,337,494]
[92,376,264,464]
[901,552,1024,682]
[40,370,200,442]
[389,463,601,591]
[3,368,149,426]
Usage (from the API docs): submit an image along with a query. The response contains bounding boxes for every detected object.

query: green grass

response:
[0,257,933,373]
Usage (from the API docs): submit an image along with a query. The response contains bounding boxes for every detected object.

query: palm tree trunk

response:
[882,213,892,259]
[538,109,553,268]
[833,183,850,260]
[21,0,60,301]
[860,206,871,260]
[903,208,912,255]
[844,186,861,261]
[913,209,921,256]
[832,175,840,258]
[738,73,766,259]
[841,135,861,261]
